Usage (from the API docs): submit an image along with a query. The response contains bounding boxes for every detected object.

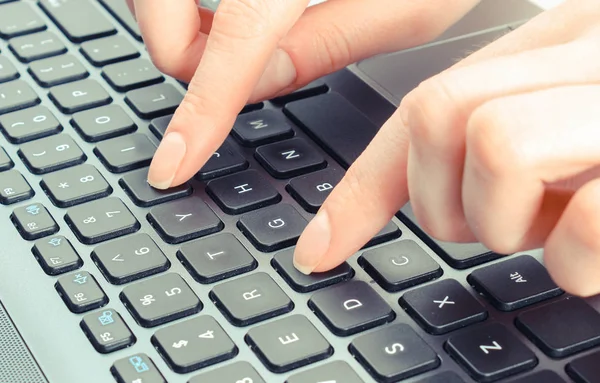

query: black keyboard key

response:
[284,93,378,168]
[0,2,46,39]
[515,296,600,358]
[0,146,13,171]
[468,255,562,312]
[120,273,202,327]
[71,104,136,142]
[95,133,156,173]
[49,79,112,113]
[206,169,280,214]
[65,197,139,244]
[210,272,293,326]
[246,314,333,373]
[509,370,565,383]
[272,79,328,104]
[232,109,294,146]
[81,308,135,353]
[125,83,184,119]
[80,35,140,67]
[272,248,354,293]
[308,280,395,336]
[196,140,248,180]
[148,114,171,139]
[445,323,537,382]
[32,235,82,275]
[29,54,88,87]
[364,221,403,248]
[55,271,108,313]
[103,58,164,92]
[147,197,223,244]
[41,164,112,207]
[11,202,58,240]
[177,233,257,284]
[39,0,116,43]
[567,350,600,383]
[349,323,440,382]
[0,169,33,204]
[0,105,61,143]
[0,79,40,114]
[9,31,66,62]
[151,315,237,373]
[120,167,191,207]
[399,279,487,335]
[98,0,143,41]
[111,354,166,383]
[286,361,363,383]
[19,134,85,174]
[189,361,266,383]
[255,137,326,178]
[237,203,308,252]
[0,56,19,83]
[359,240,442,292]
[287,167,344,213]
[92,233,170,285]
[414,371,465,383]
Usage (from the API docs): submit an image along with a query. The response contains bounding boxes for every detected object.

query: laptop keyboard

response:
[1,1,600,383]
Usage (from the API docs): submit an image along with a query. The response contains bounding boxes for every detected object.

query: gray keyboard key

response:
[120,273,202,328]
[0,56,19,83]
[125,83,183,119]
[246,314,333,373]
[210,272,293,326]
[0,146,14,171]
[9,31,66,62]
[349,324,440,382]
[99,0,143,41]
[71,104,136,142]
[103,58,164,92]
[32,235,82,275]
[19,134,85,174]
[120,167,191,207]
[177,233,257,284]
[41,164,111,207]
[0,169,33,204]
[0,105,61,143]
[81,308,135,353]
[0,2,46,39]
[285,361,364,383]
[29,54,88,87]
[151,315,237,373]
[232,109,294,147]
[80,35,139,67]
[49,79,112,113]
[65,197,140,244]
[196,139,248,180]
[111,354,166,383]
[91,233,170,285]
[189,362,266,383]
[509,371,564,383]
[39,0,116,43]
[94,133,156,173]
[0,79,40,114]
[11,202,58,240]
[55,271,108,313]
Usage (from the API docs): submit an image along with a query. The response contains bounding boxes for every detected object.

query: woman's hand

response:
[293,0,600,297]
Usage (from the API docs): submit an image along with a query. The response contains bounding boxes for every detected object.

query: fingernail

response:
[293,210,331,275]
[147,132,186,189]
[251,48,297,101]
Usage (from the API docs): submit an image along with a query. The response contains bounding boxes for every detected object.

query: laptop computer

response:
[1,0,599,382]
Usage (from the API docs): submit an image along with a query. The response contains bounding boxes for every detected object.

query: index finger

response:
[147,0,310,189]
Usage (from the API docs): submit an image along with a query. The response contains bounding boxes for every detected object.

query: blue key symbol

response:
[129,356,149,373]
[73,274,88,285]
[26,205,40,215]
[98,310,114,326]
[48,237,62,247]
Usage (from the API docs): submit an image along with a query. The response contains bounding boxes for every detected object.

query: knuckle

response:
[148,50,188,79]
[214,0,272,41]
[311,24,353,74]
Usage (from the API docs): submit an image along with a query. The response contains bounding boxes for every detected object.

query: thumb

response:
[293,109,410,274]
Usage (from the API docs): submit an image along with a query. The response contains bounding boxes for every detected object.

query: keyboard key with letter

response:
[0,105,61,143]
[55,271,108,313]
[245,314,333,373]
[49,79,112,113]
[349,323,440,382]
[125,83,183,119]
[11,202,58,240]
[19,134,85,174]
[287,167,344,213]
[255,137,326,178]
[41,164,112,207]
[95,133,156,173]
[445,323,537,382]
[81,308,135,354]
[196,140,248,180]
[233,109,294,146]
[189,361,265,383]
[151,315,237,373]
[102,58,163,92]
[32,235,82,275]
[308,280,395,336]
[399,278,487,335]
[120,168,191,207]
[120,273,202,327]
[71,104,136,142]
[210,272,293,326]
[39,0,116,43]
